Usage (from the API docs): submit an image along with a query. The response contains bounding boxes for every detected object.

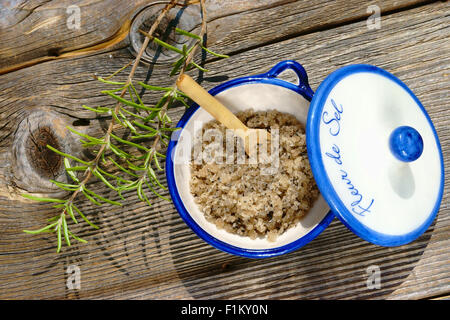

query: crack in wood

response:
[207,0,440,63]
[0,19,132,75]
[1,0,440,76]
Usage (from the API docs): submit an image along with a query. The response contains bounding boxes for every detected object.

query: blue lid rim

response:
[306,64,445,247]
[166,60,334,258]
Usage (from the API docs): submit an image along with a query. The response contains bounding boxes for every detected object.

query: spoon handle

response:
[177,74,249,132]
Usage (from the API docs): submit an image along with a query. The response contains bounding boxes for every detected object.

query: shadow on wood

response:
[168,218,434,299]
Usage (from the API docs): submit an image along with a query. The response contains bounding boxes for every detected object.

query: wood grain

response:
[0,0,449,300]
[0,0,435,73]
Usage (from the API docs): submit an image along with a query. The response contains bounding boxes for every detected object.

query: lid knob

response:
[389,126,424,162]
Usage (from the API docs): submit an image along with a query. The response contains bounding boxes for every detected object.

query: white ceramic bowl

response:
[166,61,334,258]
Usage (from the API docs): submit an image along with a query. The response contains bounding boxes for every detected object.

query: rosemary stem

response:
[181,0,207,74]
[24,0,229,253]
[57,0,178,222]
[137,0,207,185]
[64,0,201,214]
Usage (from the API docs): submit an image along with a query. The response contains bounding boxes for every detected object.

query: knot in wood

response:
[129,4,201,64]
[26,126,62,180]
[11,110,78,195]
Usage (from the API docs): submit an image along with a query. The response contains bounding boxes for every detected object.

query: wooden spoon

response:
[176,74,270,156]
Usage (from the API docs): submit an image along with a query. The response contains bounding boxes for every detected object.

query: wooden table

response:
[0,0,448,300]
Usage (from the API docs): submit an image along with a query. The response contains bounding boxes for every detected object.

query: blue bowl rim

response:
[166,60,335,258]
[306,64,445,247]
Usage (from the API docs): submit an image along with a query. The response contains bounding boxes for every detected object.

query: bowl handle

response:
[264,60,314,101]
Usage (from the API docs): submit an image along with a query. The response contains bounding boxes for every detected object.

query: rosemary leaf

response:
[189,61,209,72]
[129,83,144,106]
[68,230,88,244]
[175,96,191,108]
[117,190,126,201]
[103,59,133,81]
[170,56,185,76]
[47,215,61,222]
[147,166,167,190]
[144,178,169,201]
[200,44,230,58]
[132,104,161,112]
[66,204,78,224]
[46,145,91,166]
[137,179,153,207]
[155,91,173,107]
[153,153,163,171]
[163,113,172,123]
[97,167,133,184]
[110,133,149,152]
[175,27,201,40]
[131,132,159,139]
[96,77,127,85]
[81,188,102,206]
[62,215,71,247]
[109,143,132,159]
[67,126,105,144]
[84,186,122,206]
[136,179,145,203]
[123,118,137,134]
[72,205,99,230]
[152,37,184,54]
[49,180,79,192]
[161,138,170,147]
[132,121,157,133]
[141,187,153,207]
[159,132,170,141]
[102,86,129,94]
[56,223,62,253]
[81,142,101,149]
[92,168,118,191]
[120,106,146,120]
[102,91,158,111]
[111,109,126,127]
[117,180,139,191]
[155,152,166,159]
[127,160,145,172]
[128,86,135,103]
[138,82,173,92]
[82,105,111,114]
[109,157,139,178]
[21,194,66,203]
[175,90,189,99]
[64,158,80,183]
[65,166,88,172]
[144,110,160,122]
[23,222,58,234]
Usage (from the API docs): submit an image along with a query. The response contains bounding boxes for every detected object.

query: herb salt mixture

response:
[190,110,319,242]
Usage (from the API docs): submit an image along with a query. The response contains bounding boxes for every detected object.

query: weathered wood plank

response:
[0,0,435,72]
[0,1,449,300]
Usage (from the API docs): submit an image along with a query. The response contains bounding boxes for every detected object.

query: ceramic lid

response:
[306,64,444,246]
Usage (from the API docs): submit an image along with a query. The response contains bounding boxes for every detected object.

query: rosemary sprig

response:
[121,0,213,205]
[22,0,228,252]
